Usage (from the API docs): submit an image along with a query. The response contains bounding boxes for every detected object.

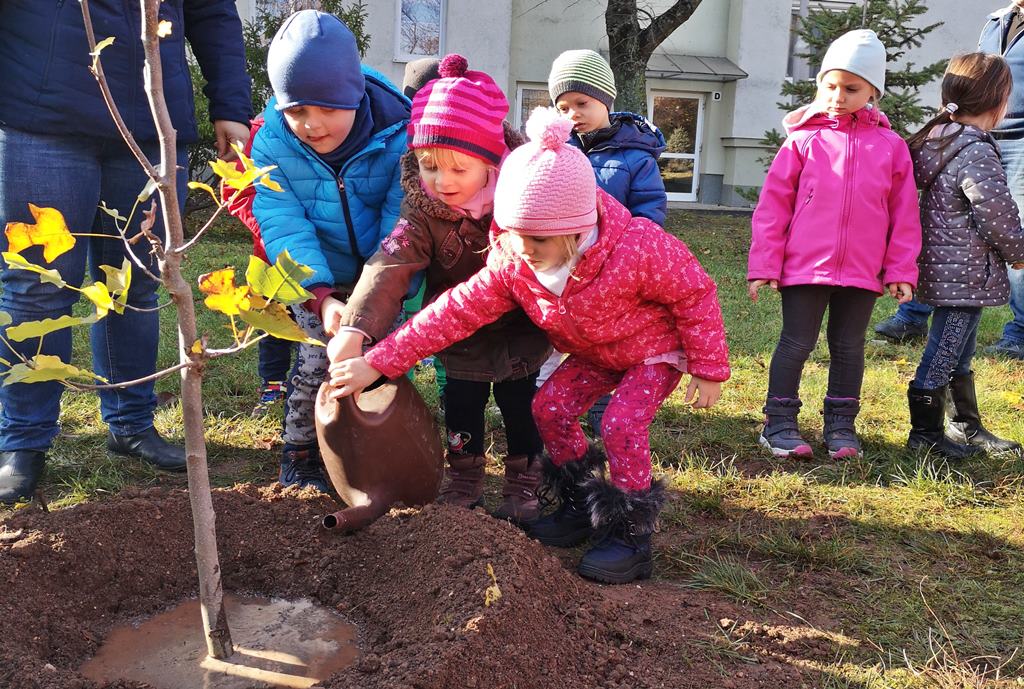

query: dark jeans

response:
[443,374,543,457]
[768,285,877,400]
[258,335,294,383]
[0,125,185,451]
[912,306,982,390]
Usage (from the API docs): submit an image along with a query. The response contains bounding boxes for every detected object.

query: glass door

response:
[648,91,704,203]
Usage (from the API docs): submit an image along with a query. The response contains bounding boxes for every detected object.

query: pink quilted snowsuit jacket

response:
[365,190,731,383]
[748,105,921,293]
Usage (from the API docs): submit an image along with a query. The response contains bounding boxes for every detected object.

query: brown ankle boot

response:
[492,454,542,524]
[437,453,486,508]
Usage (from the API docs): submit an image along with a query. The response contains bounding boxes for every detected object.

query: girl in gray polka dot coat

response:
[905,52,1024,459]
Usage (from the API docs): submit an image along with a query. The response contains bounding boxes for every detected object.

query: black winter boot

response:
[907,384,981,460]
[822,397,862,459]
[946,372,1021,454]
[530,445,605,547]
[759,397,813,458]
[0,450,46,504]
[107,427,186,472]
[577,477,665,584]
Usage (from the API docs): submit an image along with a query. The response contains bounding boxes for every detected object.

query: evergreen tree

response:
[759,0,944,167]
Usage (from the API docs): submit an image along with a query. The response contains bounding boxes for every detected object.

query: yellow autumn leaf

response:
[81,282,117,317]
[259,174,283,192]
[238,301,322,344]
[90,36,115,72]
[5,204,76,263]
[231,141,255,170]
[0,312,11,327]
[6,314,99,342]
[198,267,251,316]
[157,20,173,37]
[483,563,501,608]
[187,181,220,207]
[190,340,204,354]
[2,252,66,288]
[2,355,103,386]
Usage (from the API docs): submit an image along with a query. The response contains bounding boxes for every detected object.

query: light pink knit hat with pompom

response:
[493,107,597,236]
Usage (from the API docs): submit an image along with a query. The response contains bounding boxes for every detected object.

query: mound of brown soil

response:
[0,485,815,689]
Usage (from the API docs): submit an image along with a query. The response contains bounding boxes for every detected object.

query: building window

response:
[395,0,445,61]
[515,85,551,131]
[255,0,320,12]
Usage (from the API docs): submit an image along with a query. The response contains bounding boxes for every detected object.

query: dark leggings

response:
[768,285,877,400]
[443,373,544,457]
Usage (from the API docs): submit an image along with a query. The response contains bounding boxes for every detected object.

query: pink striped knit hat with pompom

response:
[408,54,508,165]
[494,107,597,236]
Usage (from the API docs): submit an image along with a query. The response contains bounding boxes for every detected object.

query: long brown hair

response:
[906,52,1012,152]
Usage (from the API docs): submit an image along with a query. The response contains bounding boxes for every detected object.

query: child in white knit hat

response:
[748,29,922,461]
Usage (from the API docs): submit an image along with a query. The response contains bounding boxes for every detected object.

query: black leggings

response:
[443,374,543,457]
[767,285,877,400]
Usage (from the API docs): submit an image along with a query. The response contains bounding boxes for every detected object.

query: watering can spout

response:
[321,501,388,532]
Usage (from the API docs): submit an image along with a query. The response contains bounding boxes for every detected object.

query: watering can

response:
[315,376,444,532]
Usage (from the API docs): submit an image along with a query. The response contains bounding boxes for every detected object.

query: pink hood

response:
[366,190,730,382]
[748,104,921,293]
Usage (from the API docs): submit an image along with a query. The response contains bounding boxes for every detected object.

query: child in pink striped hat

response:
[330,107,730,584]
[329,54,552,526]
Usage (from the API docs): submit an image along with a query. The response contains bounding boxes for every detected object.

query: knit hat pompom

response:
[438,53,469,79]
[526,106,573,151]
[493,106,597,236]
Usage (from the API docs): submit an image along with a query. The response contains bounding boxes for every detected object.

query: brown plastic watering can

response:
[315,376,444,532]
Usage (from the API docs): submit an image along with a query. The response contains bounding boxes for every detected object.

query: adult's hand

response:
[213,120,250,161]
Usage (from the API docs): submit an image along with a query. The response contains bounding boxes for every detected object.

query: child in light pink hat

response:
[329,106,729,585]
[328,55,551,525]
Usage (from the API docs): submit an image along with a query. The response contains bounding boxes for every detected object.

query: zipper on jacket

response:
[336,178,365,272]
[836,116,858,282]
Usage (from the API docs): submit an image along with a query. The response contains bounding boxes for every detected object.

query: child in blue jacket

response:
[544,48,669,433]
[250,10,410,490]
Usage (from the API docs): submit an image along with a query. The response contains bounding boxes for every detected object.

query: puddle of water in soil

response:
[80,593,358,689]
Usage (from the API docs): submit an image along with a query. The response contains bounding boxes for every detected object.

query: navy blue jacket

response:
[0,0,251,143]
[570,112,668,226]
[982,5,1024,140]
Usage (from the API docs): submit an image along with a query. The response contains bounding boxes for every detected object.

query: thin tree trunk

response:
[137,0,233,659]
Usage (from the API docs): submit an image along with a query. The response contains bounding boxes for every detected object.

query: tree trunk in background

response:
[605,0,704,115]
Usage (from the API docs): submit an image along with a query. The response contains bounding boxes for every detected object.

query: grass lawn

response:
[4,209,1024,687]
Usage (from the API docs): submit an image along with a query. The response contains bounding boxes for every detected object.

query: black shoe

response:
[577,478,664,585]
[875,316,928,343]
[946,372,1022,454]
[906,384,981,460]
[0,450,46,504]
[279,444,330,493]
[107,427,186,472]
[530,446,605,547]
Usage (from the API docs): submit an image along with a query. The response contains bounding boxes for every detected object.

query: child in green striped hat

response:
[543,48,669,436]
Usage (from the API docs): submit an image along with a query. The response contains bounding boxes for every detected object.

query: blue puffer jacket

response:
[251,70,410,290]
[570,112,668,225]
[0,0,251,143]
[981,6,1024,140]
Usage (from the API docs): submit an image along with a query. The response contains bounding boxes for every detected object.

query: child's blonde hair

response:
[491,231,582,268]
[415,146,491,170]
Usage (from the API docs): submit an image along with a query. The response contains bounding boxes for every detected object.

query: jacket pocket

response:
[38,1,68,93]
[790,188,814,227]
[437,230,464,269]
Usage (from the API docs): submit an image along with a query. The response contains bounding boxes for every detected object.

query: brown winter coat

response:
[340,123,552,382]
[913,123,1024,307]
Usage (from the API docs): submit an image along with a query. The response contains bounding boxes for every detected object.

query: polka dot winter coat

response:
[364,190,730,383]
[913,124,1024,307]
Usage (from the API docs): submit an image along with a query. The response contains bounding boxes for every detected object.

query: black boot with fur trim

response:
[578,477,666,584]
[529,444,605,547]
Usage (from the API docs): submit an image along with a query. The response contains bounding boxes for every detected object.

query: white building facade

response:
[237,0,994,206]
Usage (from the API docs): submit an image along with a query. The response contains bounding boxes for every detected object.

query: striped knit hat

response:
[548,49,617,110]
[408,54,508,165]
[494,107,597,236]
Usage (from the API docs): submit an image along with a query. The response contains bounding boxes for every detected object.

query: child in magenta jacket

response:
[330,107,730,585]
[748,29,921,460]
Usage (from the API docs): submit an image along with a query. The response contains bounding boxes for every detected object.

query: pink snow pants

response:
[531,356,684,492]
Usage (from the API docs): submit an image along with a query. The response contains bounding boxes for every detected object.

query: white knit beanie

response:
[816,29,886,96]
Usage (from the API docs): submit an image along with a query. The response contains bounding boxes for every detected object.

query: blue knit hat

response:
[268,10,365,111]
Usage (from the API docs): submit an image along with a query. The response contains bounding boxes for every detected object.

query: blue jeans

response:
[997,137,1024,344]
[0,125,186,451]
[893,298,933,327]
[257,335,294,383]
[912,306,982,390]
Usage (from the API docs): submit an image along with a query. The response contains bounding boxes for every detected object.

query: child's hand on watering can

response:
[327,330,366,365]
[329,356,382,400]
[886,282,913,303]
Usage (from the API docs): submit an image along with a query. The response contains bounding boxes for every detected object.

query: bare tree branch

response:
[639,1,703,58]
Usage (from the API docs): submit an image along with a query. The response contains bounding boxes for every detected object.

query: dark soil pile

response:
[1,485,819,689]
